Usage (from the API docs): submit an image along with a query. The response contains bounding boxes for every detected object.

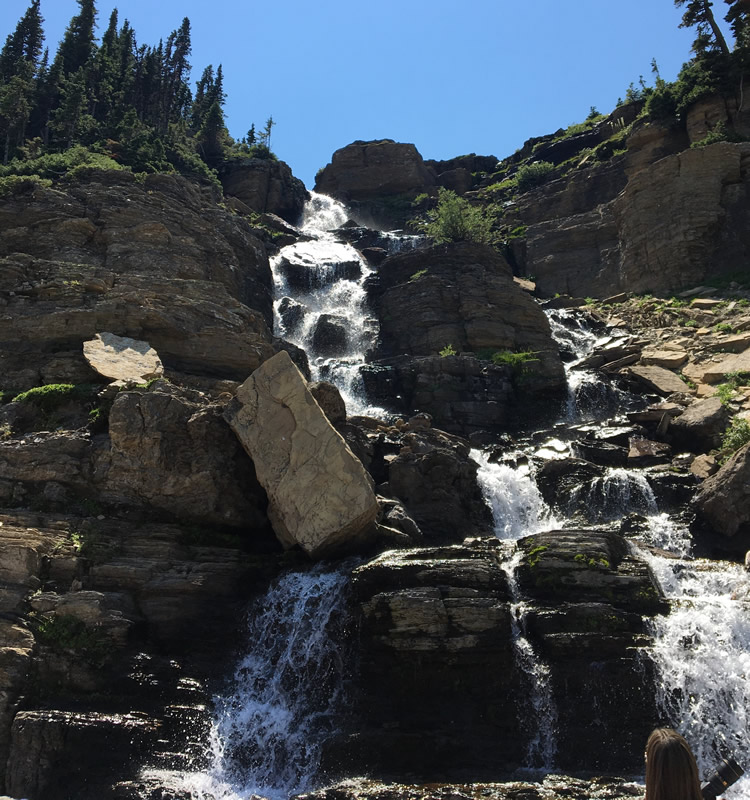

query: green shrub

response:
[716,383,736,406]
[0,145,127,181]
[719,418,750,462]
[409,268,428,282]
[33,613,108,664]
[0,174,53,197]
[515,161,555,193]
[423,187,493,244]
[439,344,457,357]
[491,350,539,370]
[715,322,734,333]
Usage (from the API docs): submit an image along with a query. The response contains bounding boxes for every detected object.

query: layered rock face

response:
[350,531,664,778]
[364,242,566,432]
[315,140,437,227]
[522,138,750,298]
[220,157,309,223]
[0,171,276,390]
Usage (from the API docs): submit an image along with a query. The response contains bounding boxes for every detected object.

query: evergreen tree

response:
[675,0,731,57]
[0,60,34,163]
[54,0,97,77]
[0,0,44,82]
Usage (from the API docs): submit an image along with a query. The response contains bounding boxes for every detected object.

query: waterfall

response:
[573,468,658,523]
[473,449,558,539]
[139,564,354,800]
[271,193,397,416]
[472,449,559,768]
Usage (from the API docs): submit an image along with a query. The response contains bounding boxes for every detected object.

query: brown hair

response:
[645,728,703,800]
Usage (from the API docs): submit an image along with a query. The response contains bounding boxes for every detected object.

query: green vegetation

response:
[514,161,555,193]
[574,553,611,569]
[409,268,428,282]
[423,187,493,244]
[490,350,539,370]
[526,545,548,568]
[12,382,94,411]
[719,417,750,462]
[32,613,108,664]
[439,343,457,357]
[714,322,734,333]
[715,371,750,406]
[0,1,276,189]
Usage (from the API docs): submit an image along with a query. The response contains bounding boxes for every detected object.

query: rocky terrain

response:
[1,87,750,800]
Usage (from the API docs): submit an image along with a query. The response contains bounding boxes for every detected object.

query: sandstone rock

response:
[669,396,728,452]
[83,332,163,384]
[707,333,750,353]
[0,172,276,388]
[224,350,378,557]
[694,442,750,538]
[624,365,693,396]
[315,139,436,201]
[640,347,688,369]
[700,347,750,384]
[367,242,565,405]
[691,454,719,479]
[220,158,308,223]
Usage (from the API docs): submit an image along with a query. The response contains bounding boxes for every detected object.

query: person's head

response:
[645,728,703,800]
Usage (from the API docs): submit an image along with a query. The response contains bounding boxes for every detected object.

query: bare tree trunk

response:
[705,1,731,56]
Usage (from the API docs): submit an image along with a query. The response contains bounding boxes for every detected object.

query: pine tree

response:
[0,59,34,163]
[675,0,731,57]
[54,0,97,77]
[0,0,44,82]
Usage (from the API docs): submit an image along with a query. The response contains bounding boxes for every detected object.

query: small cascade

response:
[272,192,418,416]
[473,449,559,769]
[140,564,354,800]
[572,468,657,523]
[545,308,641,421]
[501,550,559,771]
[473,449,558,539]
[643,549,750,799]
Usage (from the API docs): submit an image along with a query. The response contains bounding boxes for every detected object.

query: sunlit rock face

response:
[224,350,379,558]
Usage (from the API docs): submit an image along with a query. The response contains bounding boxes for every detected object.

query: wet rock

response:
[6,710,159,800]
[572,438,628,467]
[694,442,750,538]
[628,437,672,466]
[277,254,362,292]
[224,350,379,557]
[277,296,306,335]
[536,457,605,514]
[359,246,389,265]
[388,428,493,543]
[669,396,728,452]
[83,332,164,385]
[220,157,308,223]
[312,314,349,357]
[272,336,311,380]
[309,380,347,426]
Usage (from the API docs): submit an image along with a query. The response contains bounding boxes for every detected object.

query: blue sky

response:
[4,1,716,187]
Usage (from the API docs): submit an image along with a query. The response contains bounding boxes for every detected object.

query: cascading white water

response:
[573,467,657,523]
[139,564,354,800]
[472,448,559,768]
[473,449,558,539]
[272,193,407,417]
[643,550,750,799]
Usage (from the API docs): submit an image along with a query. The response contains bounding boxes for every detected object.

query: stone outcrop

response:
[364,242,565,433]
[315,140,435,201]
[224,350,379,557]
[669,396,728,452]
[520,136,750,298]
[0,171,275,390]
[220,157,308,223]
[83,332,163,384]
[694,442,750,540]
[349,531,664,778]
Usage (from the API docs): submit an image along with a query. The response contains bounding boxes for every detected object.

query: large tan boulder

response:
[224,351,378,557]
